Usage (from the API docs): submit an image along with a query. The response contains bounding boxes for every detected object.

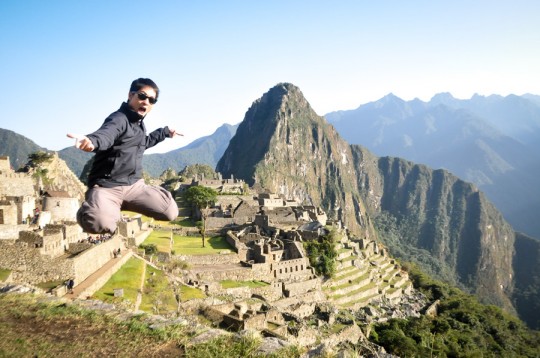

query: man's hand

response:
[66,133,95,152]
[169,128,184,137]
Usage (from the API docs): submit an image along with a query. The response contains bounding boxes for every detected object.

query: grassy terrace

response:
[325,272,371,292]
[93,257,145,306]
[139,264,177,315]
[141,229,234,256]
[329,281,377,301]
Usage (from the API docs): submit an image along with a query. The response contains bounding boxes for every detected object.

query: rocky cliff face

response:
[217,83,539,324]
[217,83,375,239]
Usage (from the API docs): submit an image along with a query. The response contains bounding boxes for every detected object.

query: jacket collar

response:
[119,102,144,122]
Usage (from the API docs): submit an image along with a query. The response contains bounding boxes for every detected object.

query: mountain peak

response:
[430,92,458,107]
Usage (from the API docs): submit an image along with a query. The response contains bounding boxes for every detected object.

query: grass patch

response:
[139,265,178,315]
[93,257,145,307]
[0,268,11,282]
[180,284,206,301]
[220,280,269,289]
[142,230,172,253]
[172,235,234,255]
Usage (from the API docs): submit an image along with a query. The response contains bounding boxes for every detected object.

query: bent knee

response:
[77,205,118,234]
[157,201,178,222]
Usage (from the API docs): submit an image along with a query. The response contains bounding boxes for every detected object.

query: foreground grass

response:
[0,293,303,357]
[93,257,145,307]
[173,235,234,255]
[0,293,185,357]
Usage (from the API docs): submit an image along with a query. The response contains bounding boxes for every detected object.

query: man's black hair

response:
[129,78,160,100]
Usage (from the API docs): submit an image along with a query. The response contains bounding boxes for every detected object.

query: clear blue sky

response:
[1,0,539,153]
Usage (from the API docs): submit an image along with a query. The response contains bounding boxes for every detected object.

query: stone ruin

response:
[174,189,422,346]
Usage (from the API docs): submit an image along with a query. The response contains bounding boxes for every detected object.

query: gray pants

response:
[77,179,178,234]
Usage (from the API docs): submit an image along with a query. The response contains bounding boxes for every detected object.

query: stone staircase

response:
[323,238,413,309]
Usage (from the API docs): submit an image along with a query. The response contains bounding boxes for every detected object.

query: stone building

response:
[42,190,79,222]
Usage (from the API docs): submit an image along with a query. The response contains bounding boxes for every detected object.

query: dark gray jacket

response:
[86,102,170,188]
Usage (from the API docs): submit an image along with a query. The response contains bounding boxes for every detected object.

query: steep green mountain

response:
[0,128,46,170]
[217,83,540,328]
[325,94,540,239]
[142,123,238,177]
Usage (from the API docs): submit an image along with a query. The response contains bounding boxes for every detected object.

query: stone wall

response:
[0,157,10,173]
[225,231,249,260]
[206,217,249,230]
[0,224,28,240]
[0,241,74,284]
[119,217,143,238]
[77,250,133,299]
[179,253,240,266]
[72,235,124,284]
[271,258,311,281]
[283,277,320,298]
[193,266,255,282]
[0,173,35,197]
[0,202,17,225]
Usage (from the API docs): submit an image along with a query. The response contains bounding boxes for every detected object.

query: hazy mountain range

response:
[325,93,540,239]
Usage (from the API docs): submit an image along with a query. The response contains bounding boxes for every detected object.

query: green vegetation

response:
[142,230,172,253]
[139,243,158,256]
[303,229,338,278]
[139,265,177,315]
[220,280,269,289]
[179,283,206,301]
[183,185,218,247]
[93,257,145,307]
[0,268,11,282]
[179,164,219,181]
[374,212,458,286]
[172,235,233,255]
[370,263,540,357]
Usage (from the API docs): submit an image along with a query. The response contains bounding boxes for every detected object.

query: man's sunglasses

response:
[135,92,157,104]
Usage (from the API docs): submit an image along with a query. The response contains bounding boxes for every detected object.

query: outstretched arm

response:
[66,133,95,152]
[168,128,183,137]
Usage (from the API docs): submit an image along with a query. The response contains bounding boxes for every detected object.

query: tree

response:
[184,186,218,247]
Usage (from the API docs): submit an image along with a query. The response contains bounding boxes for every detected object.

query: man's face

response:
[127,85,157,117]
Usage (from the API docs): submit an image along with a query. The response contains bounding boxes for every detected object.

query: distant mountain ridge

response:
[325,93,540,239]
[1,124,238,179]
[0,128,45,170]
[217,83,540,329]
